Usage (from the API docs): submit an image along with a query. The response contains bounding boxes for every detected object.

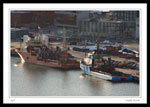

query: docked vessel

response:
[80,41,133,82]
[15,28,80,69]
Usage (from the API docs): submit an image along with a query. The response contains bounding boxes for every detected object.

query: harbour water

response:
[11,57,139,96]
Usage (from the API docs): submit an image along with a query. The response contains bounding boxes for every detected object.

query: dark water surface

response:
[11,57,139,96]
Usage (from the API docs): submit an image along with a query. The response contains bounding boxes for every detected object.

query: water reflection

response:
[11,57,139,96]
[14,60,25,67]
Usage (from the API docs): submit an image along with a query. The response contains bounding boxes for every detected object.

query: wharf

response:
[69,49,139,81]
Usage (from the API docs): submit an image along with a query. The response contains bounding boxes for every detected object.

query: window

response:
[27,57,29,60]
[99,23,101,32]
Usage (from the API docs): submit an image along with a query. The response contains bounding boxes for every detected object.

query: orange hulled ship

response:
[15,28,80,69]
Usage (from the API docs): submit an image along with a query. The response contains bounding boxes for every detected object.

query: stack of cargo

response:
[111,60,139,70]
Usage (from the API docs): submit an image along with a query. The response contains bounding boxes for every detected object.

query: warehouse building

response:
[78,10,139,41]
[78,20,124,41]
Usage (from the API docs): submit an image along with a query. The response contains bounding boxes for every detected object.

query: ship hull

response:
[16,49,80,69]
[80,61,133,81]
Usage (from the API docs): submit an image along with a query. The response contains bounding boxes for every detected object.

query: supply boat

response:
[15,28,80,69]
[80,41,133,81]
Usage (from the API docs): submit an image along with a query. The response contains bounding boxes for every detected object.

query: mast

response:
[96,40,100,54]
[84,40,87,57]
[37,25,40,42]
[63,27,67,51]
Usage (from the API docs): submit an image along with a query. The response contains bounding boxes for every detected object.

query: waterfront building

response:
[78,10,139,41]
[78,20,124,41]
